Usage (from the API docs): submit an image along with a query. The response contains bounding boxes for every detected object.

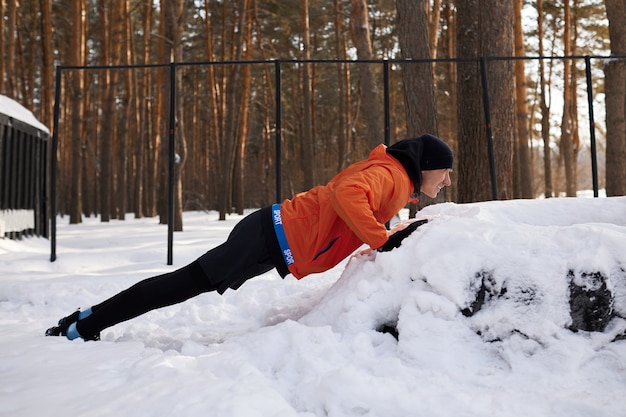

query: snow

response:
[0,209,35,235]
[1,197,626,417]
[0,95,50,134]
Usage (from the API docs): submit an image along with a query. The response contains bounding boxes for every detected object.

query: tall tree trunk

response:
[570,60,580,192]
[570,2,580,193]
[134,0,153,219]
[157,0,170,224]
[349,0,382,149]
[456,0,515,202]
[218,0,249,220]
[39,0,54,129]
[5,0,17,97]
[98,0,111,221]
[116,0,136,220]
[162,0,186,231]
[604,0,626,196]
[456,0,484,202]
[537,0,553,198]
[250,0,275,203]
[443,0,457,138]
[332,0,353,172]
[143,2,158,217]
[428,0,441,61]
[396,0,438,136]
[560,0,576,197]
[396,0,441,212]
[485,2,515,201]
[68,0,84,224]
[81,40,96,217]
[98,0,123,222]
[300,0,315,189]
[19,9,34,107]
[204,1,221,210]
[234,1,253,214]
[514,0,532,198]
[0,0,4,94]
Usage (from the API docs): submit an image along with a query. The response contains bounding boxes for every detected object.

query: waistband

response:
[271,204,295,267]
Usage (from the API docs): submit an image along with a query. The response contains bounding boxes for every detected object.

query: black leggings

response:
[76,261,213,338]
[76,209,281,338]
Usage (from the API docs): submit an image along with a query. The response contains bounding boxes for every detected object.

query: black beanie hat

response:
[386,134,453,192]
[420,134,454,171]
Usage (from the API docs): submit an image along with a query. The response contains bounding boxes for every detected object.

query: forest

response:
[1,0,625,229]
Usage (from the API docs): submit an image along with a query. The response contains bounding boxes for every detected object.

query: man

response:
[46,134,453,341]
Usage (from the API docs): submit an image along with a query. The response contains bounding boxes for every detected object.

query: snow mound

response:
[303,197,626,346]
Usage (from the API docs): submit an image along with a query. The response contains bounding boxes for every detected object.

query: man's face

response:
[421,169,452,198]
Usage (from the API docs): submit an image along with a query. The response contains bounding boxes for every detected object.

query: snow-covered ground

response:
[1,197,626,417]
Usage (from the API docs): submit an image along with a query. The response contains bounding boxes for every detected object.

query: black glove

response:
[377,219,428,252]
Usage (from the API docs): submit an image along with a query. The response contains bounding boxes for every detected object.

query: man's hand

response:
[377,219,428,252]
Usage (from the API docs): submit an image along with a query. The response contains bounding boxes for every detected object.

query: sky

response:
[1,196,625,417]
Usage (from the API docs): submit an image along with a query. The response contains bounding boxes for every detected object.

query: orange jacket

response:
[280,144,413,279]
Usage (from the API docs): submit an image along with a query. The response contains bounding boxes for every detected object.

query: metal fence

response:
[0,102,50,239]
[50,55,621,264]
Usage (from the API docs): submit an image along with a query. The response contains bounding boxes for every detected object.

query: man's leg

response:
[47,260,214,340]
[46,208,279,341]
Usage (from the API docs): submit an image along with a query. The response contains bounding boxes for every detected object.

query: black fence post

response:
[167,63,176,265]
[479,57,498,200]
[584,56,599,198]
[275,60,282,203]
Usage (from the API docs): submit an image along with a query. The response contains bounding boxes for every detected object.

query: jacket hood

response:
[386,138,424,192]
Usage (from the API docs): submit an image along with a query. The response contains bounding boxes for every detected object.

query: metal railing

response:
[50,55,621,264]
[0,109,50,239]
